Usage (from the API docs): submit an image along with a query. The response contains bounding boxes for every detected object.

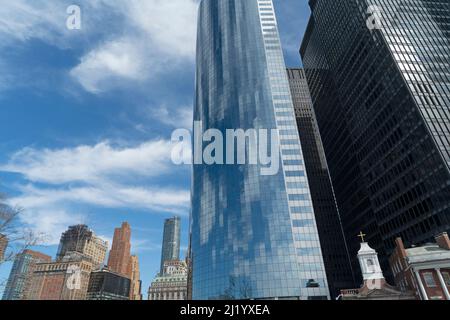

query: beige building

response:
[0,233,7,261]
[129,255,142,300]
[83,236,109,268]
[148,260,188,301]
[56,225,108,269]
[25,252,94,300]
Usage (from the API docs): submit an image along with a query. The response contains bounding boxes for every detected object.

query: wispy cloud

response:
[70,0,199,93]
[0,140,174,185]
[131,238,161,254]
[19,208,87,245]
[152,105,193,129]
[8,184,190,214]
[0,0,200,94]
[0,140,190,243]
[0,1,67,44]
[70,37,149,94]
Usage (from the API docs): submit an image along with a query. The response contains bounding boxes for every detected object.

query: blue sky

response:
[0,0,310,297]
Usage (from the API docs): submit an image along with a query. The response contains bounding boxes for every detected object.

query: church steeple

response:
[357,233,384,282]
[339,232,416,299]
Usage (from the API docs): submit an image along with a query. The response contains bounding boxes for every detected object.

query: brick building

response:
[25,252,94,300]
[107,222,131,276]
[390,233,450,300]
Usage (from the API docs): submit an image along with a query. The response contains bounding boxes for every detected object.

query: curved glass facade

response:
[191,0,329,300]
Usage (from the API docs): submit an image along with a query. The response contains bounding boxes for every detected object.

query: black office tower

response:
[287,68,356,297]
[300,0,450,280]
[87,269,131,300]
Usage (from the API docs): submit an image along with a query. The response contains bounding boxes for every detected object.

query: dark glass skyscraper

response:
[287,68,356,297]
[192,0,329,300]
[160,216,181,275]
[301,0,450,279]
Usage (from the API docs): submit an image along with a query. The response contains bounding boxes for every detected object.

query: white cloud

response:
[152,105,193,129]
[19,208,87,245]
[0,0,200,93]
[10,184,190,214]
[70,38,148,93]
[126,0,199,58]
[0,140,173,185]
[0,1,66,44]
[0,140,190,243]
[70,0,199,93]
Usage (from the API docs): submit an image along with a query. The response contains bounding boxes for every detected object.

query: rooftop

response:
[406,244,450,264]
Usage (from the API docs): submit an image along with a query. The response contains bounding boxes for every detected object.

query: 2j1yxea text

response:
[180,304,271,318]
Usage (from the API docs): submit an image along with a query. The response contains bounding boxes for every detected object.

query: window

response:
[423,272,437,288]
[443,272,450,286]
[292,219,315,228]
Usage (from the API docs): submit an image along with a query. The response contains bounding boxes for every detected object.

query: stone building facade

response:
[148,260,187,301]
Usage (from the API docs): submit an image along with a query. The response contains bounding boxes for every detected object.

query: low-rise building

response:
[340,235,416,300]
[87,268,131,300]
[25,252,94,300]
[389,232,450,300]
[148,260,188,301]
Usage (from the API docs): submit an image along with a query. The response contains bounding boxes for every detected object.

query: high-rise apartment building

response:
[87,268,131,300]
[191,0,329,300]
[2,250,51,300]
[129,255,142,300]
[287,68,356,297]
[160,217,181,275]
[57,225,108,269]
[148,260,188,301]
[0,234,7,261]
[301,0,450,279]
[107,222,132,276]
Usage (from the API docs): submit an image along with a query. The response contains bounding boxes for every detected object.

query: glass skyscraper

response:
[2,250,51,300]
[301,0,450,279]
[287,68,356,298]
[160,216,181,275]
[191,0,329,300]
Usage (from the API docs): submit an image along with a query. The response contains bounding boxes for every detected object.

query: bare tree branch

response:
[0,194,46,266]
